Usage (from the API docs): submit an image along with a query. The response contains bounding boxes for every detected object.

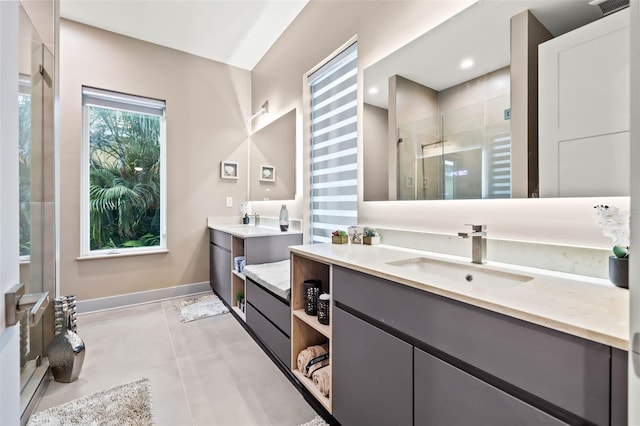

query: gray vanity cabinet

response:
[209,230,231,305]
[414,347,567,426]
[333,265,620,426]
[333,307,413,426]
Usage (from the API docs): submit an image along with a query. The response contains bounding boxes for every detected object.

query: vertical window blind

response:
[308,42,358,243]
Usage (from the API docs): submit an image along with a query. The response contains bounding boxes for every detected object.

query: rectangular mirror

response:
[249,108,296,201]
[363,0,627,201]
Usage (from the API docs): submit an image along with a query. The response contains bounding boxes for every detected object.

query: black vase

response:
[608,255,628,289]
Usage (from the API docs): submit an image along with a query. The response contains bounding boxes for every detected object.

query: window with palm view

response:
[81,87,166,256]
[18,79,31,258]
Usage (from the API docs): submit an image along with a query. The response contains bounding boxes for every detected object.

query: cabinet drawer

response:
[333,266,610,425]
[246,302,290,366]
[209,229,231,251]
[246,278,290,336]
[414,347,567,426]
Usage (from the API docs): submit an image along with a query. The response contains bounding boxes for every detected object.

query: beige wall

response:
[251,0,624,249]
[249,0,475,224]
[60,19,251,300]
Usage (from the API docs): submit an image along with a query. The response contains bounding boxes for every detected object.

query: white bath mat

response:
[174,294,229,323]
[28,378,153,425]
[299,415,329,426]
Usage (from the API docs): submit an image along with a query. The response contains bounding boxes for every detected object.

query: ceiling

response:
[364,0,609,109]
[60,0,309,70]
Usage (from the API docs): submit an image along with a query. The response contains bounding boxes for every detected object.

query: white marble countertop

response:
[208,221,302,238]
[290,243,629,350]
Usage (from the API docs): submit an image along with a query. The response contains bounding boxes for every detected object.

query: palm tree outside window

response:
[81,87,167,256]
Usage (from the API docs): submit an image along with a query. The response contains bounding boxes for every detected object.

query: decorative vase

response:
[332,235,348,244]
[303,279,322,315]
[279,204,289,231]
[608,255,628,289]
[49,296,86,383]
[363,236,380,245]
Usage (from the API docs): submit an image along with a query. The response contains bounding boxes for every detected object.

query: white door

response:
[0,1,22,424]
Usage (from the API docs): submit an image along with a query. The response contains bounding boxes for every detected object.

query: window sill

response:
[76,249,169,261]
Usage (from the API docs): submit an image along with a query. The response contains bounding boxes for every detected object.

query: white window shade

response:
[308,43,358,243]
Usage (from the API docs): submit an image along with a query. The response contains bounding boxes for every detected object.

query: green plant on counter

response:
[331,230,348,237]
[594,204,629,258]
[363,227,379,237]
[236,292,244,302]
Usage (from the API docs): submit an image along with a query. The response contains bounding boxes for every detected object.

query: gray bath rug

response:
[174,293,228,323]
[299,415,329,426]
[27,378,153,426]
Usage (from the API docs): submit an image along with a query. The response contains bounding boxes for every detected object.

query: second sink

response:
[386,257,533,288]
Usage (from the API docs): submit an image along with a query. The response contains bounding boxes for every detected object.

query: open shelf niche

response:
[290,253,332,412]
[231,236,246,320]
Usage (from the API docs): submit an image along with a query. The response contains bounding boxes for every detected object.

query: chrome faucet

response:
[458,224,486,264]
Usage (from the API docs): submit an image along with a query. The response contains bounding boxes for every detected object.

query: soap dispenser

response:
[279,204,289,231]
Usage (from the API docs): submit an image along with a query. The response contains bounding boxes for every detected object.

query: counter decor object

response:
[594,204,629,288]
[363,227,380,245]
[243,213,250,224]
[49,295,85,383]
[234,256,245,273]
[331,230,348,244]
[347,226,363,244]
[279,204,289,231]
[317,293,330,325]
[609,256,628,288]
[303,279,322,315]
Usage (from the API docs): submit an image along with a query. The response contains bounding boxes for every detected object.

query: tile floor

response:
[32,293,318,425]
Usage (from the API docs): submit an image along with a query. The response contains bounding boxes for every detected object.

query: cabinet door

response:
[209,243,217,294]
[414,348,567,426]
[333,307,412,426]
[611,348,628,426]
[212,244,231,305]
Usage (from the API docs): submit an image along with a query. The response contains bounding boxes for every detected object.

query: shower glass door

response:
[396,93,511,200]
[18,3,56,419]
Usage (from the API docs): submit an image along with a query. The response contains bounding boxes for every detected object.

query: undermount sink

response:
[386,257,534,288]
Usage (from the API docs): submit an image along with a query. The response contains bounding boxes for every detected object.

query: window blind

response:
[308,43,358,243]
[82,86,166,117]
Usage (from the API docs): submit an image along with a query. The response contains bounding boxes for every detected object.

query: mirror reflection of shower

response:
[395,67,511,200]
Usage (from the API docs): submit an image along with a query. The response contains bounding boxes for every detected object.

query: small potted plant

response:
[594,205,629,288]
[331,230,348,244]
[363,227,380,245]
[236,292,245,312]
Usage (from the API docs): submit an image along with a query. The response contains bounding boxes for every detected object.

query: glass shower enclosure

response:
[396,94,511,200]
[18,3,57,421]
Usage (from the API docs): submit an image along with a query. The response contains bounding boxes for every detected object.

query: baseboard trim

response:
[76,281,211,314]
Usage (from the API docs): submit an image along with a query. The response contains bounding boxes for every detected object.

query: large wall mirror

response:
[363,0,627,201]
[249,108,296,201]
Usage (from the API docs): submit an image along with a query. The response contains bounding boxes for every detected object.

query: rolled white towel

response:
[312,366,331,397]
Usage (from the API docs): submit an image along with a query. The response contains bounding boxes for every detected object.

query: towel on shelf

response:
[297,343,329,376]
[312,365,331,397]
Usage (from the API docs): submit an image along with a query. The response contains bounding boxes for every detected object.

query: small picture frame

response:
[221,161,238,180]
[260,165,276,182]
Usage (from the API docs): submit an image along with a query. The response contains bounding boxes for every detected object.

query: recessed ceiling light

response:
[368,87,379,95]
[460,59,474,69]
